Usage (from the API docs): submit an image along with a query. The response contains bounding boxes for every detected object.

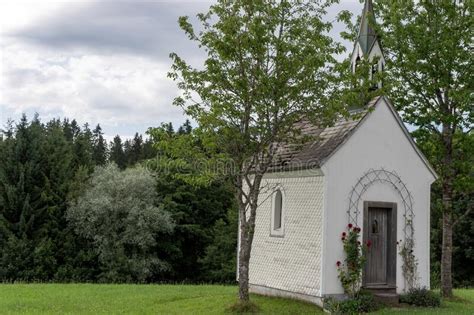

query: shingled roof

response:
[268,96,381,172]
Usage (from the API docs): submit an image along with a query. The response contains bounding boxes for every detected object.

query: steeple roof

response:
[357,0,378,54]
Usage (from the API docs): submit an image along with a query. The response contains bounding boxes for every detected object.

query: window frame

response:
[270,185,286,237]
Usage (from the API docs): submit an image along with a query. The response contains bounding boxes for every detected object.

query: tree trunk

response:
[441,172,454,297]
[441,210,453,297]
[440,121,454,297]
[238,221,251,301]
[237,174,262,302]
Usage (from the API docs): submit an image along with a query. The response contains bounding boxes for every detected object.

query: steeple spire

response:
[357,0,377,54]
[350,0,385,88]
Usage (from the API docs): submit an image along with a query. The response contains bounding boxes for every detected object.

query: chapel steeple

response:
[350,0,385,89]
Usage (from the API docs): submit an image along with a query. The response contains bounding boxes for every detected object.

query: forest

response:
[0,115,236,283]
[0,114,471,286]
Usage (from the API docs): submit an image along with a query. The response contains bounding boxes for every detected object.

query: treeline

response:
[0,115,236,283]
[0,115,472,286]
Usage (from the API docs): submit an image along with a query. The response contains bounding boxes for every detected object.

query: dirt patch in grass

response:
[226,300,260,313]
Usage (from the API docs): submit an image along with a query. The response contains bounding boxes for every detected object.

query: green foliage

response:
[153,174,235,283]
[127,133,145,166]
[169,0,350,183]
[399,239,419,291]
[0,115,81,281]
[400,288,441,307]
[375,0,472,132]
[324,292,380,315]
[0,116,236,283]
[147,123,228,187]
[374,0,472,296]
[199,207,238,283]
[147,123,236,282]
[67,164,174,282]
[92,124,108,166]
[109,135,127,169]
[170,0,353,301]
[336,224,368,298]
[422,131,474,287]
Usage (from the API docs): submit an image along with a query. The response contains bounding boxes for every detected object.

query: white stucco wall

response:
[248,170,325,298]
[320,98,436,295]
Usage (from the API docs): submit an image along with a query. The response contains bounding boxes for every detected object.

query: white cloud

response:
[0,0,361,139]
[1,41,185,134]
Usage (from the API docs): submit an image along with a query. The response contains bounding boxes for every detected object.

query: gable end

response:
[320,96,438,182]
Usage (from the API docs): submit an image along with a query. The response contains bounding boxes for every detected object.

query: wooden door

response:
[365,207,388,285]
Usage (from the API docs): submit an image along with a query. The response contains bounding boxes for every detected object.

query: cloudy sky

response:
[0,0,361,141]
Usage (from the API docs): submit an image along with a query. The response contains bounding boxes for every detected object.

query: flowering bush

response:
[336,223,371,298]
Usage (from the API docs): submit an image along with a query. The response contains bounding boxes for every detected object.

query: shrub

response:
[400,287,441,307]
[324,292,380,314]
[336,224,370,298]
[399,239,419,290]
[67,164,174,282]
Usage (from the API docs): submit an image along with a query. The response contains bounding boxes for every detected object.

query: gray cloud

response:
[10,1,211,61]
[2,0,362,139]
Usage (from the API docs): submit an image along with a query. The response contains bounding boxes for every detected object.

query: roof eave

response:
[381,96,439,181]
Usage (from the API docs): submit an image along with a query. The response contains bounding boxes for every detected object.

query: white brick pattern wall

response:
[249,175,324,297]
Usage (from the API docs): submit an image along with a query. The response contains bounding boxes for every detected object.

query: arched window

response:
[354,56,361,73]
[370,63,379,90]
[271,187,285,236]
[274,190,282,230]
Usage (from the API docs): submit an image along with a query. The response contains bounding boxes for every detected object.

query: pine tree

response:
[63,119,74,143]
[70,119,81,141]
[142,138,157,160]
[129,133,144,165]
[73,123,94,172]
[178,119,192,135]
[161,122,174,136]
[0,115,47,280]
[36,118,75,279]
[92,124,108,166]
[123,139,132,167]
[109,135,126,169]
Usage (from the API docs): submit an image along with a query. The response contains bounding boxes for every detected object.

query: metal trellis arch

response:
[348,168,414,240]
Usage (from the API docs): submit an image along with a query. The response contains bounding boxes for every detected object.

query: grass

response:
[0,284,472,314]
[0,284,321,314]
[374,289,474,315]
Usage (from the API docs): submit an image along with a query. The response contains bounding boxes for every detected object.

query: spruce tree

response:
[178,120,192,135]
[92,124,108,166]
[142,138,157,160]
[73,123,94,172]
[129,133,144,165]
[0,115,47,280]
[109,135,127,169]
[123,139,132,167]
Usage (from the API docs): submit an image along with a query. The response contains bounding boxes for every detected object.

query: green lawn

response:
[0,284,472,314]
[375,289,474,315]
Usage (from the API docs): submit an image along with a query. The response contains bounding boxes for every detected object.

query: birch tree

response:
[168,0,346,303]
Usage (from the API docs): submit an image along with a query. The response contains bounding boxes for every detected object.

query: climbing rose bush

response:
[336,224,371,298]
